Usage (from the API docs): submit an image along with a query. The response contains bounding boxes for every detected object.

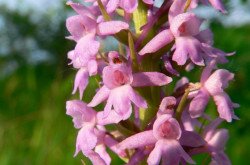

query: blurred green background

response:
[0,0,249,164]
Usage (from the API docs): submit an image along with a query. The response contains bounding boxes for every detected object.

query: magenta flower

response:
[139,12,207,66]
[66,2,129,98]
[189,61,238,122]
[66,100,125,164]
[88,56,172,120]
[119,114,195,165]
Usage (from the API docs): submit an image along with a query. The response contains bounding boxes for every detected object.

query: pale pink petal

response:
[147,140,163,165]
[87,60,98,76]
[106,0,119,13]
[172,38,188,65]
[209,0,227,14]
[66,100,87,129]
[96,110,123,125]
[66,15,86,41]
[143,0,154,4]
[205,69,234,96]
[175,140,195,164]
[104,86,132,119]
[88,86,111,107]
[139,29,174,55]
[170,13,201,37]
[168,0,186,23]
[85,150,106,165]
[173,36,204,66]
[208,129,228,151]
[127,85,147,108]
[132,72,172,87]
[74,126,97,156]
[95,144,111,165]
[189,88,210,118]
[97,21,129,35]
[75,34,100,59]
[119,130,157,149]
[119,0,138,13]
[213,93,235,122]
[72,68,89,99]
[67,1,95,19]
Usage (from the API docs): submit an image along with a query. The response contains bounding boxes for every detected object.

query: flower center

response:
[159,121,178,139]
[179,24,186,34]
[114,70,128,85]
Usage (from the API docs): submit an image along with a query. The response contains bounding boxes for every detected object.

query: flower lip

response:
[153,115,181,140]
[103,65,133,89]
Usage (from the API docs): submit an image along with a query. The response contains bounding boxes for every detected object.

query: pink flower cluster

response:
[65,0,238,164]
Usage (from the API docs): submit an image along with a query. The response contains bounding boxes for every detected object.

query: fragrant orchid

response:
[65,0,239,164]
[189,61,238,122]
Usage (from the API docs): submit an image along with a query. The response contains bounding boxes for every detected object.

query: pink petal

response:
[205,69,234,96]
[72,68,89,99]
[143,0,154,4]
[174,140,195,164]
[209,0,227,14]
[208,129,228,151]
[88,60,98,76]
[96,110,123,125]
[67,1,95,19]
[97,21,129,35]
[66,100,87,129]
[173,36,204,66]
[170,13,201,37]
[119,130,157,149]
[108,85,132,119]
[119,0,138,13]
[88,86,111,107]
[75,34,100,59]
[66,15,86,41]
[127,85,148,108]
[85,150,106,165]
[213,93,235,122]
[95,144,111,165]
[106,0,120,13]
[132,72,172,87]
[147,140,163,165]
[168,0,187,23]
[189,88,210,118]
[138,29,174,55]
[74,126,97,156]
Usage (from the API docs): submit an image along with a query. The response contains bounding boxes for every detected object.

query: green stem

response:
[128,32,139,72]
[97,0,111,21]
[175,89,190,121]
[132,0,148,35]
